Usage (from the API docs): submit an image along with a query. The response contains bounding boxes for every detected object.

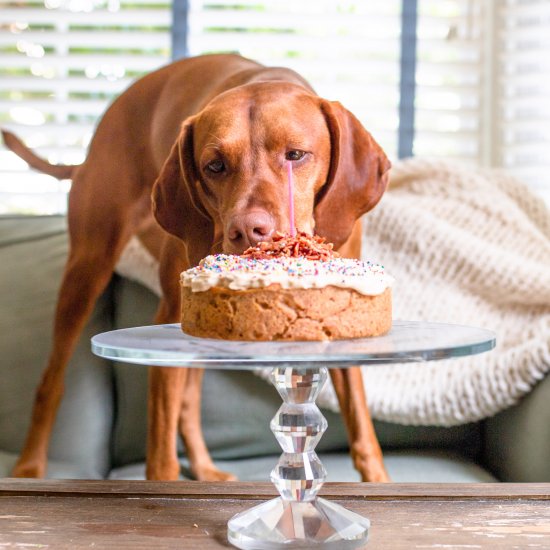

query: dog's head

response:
[152,81,390,265]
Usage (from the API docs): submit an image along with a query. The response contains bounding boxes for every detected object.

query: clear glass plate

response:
[91,320,495,368]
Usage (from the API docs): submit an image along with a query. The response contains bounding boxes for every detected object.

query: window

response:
[1,0,172,213]
[1,0,549,214]
[414,0,550,204]
[495,0,550,201]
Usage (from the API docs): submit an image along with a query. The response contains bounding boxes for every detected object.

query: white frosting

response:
[181,255,394,296]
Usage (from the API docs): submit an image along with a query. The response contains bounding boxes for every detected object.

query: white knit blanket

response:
[116,158,550,426]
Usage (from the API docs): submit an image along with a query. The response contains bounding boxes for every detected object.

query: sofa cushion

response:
[108,450,496,483]
[483,372,550,481]
[0,215,115,479]
[0,215,486,480]
[111,278,483,469]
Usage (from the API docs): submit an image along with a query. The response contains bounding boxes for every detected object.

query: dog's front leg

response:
[150,238,236,482]
[330,367,390,482]
[178,368,237,481]
[146,324,236,481]
[146,364,187,480]
[146,290,188,481]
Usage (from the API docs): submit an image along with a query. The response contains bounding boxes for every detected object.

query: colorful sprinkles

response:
[186,254,388,280]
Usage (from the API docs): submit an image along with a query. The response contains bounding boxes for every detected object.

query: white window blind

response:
[414,0,550,204]
[1,0,549,213]
[496,0,550,202]
[1,0,402,214]
[0,0,172,213]
[414,0,484,162]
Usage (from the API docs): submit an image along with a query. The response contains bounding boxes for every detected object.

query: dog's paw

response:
[363,468,391,483]
[192,465,238,482]
[146,460,182,481]
[353,455,391,482]
[11,460,45,478]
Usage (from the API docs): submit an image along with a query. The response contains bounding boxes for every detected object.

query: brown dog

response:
[3,53,391,482]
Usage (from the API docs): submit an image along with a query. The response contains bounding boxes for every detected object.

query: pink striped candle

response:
[287,160,296,237]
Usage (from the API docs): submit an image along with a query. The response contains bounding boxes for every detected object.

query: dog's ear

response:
[314,100,391,248]
[152,116,214,266]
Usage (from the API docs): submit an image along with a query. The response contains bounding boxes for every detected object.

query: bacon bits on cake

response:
[242,231,339,261]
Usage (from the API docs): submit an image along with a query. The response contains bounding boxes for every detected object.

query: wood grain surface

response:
[1,480,549,549]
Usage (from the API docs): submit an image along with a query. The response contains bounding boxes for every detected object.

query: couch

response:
[1,215,549,482]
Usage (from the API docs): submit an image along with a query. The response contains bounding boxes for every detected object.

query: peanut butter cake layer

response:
[180,232,394,341]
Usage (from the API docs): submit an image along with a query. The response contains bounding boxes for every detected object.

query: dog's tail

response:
[2,129,78,180]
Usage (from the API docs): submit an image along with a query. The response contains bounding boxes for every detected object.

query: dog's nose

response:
[228,211,275,250]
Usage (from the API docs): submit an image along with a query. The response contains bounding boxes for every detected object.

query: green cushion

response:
[0,214,488,480]
[0,215,114,478]
[483,373,550,481]
[111,279,482,468]
[374,420,482,459]
[107,450,496,483]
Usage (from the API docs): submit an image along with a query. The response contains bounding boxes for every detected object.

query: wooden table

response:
[0,479,549,549]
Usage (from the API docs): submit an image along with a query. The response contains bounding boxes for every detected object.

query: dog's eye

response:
[206,160,225,174]
[285,150,306,162]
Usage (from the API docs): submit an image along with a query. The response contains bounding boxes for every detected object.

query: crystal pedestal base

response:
[227,366,370,549]
[227,496,370,549]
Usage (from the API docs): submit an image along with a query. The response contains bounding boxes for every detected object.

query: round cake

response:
[180,233,394,341]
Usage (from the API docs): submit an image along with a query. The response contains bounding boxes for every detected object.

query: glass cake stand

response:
[92,320,495,549]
